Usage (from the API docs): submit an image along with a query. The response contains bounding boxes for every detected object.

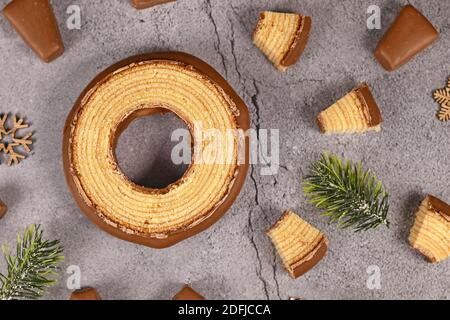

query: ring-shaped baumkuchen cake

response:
[63,52,250,248]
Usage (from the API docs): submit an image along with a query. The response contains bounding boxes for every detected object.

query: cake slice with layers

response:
[409,195,450,263]
[317,83,382,134]
[253,11,311,71]
[267,210,328,278]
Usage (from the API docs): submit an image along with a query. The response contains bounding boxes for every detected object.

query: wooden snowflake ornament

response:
[0,114,33,166]
[433,77,450,122]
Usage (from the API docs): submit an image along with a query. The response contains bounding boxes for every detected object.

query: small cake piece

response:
[173,285,205,300]
[2,0,64,62]
[317,83,382,135]
[70,287,102,300]
[0,199,7,219]
[374,5,438,71]
[267,210,328,279]
[409,195,450,263]
[131,0,175,10]
[253,11,312,71]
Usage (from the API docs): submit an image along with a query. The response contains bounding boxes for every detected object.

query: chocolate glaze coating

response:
[316,83,382,133]
[131,0,175,10]
[173,285,205,300]
[281,16,312,68]
[427,195,450,221]
[291,237,328,279]
[0,200,7,219]
[70,287,102,300]
[374,5,438,71]
[316,115,326,134]
[63,52,250,249]
[355,83,383,127]
[2,0,64,62]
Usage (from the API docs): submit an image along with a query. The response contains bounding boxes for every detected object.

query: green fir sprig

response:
[0,224,64,300]
[303,152,390,232]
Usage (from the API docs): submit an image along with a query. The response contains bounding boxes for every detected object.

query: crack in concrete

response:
[272,248,282,299]
[250,164,260,206]
[229,3,251,33]
[248,207,270,299]
[226,8,285,300]
[250,81,282,300]
[228,19,246,93]
[205,0,228,78]
[250,78,261,132]
[259,205,282,300]
[226,12,271,299]
[254,78,324,89]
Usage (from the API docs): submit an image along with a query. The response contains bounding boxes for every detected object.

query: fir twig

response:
[0,224,64,300]
[303,152,390,232]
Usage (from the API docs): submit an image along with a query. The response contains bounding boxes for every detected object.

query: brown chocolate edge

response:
[267,210,293,234]
[267,211,328,279]
[427,195,450,221]
[0,200,7,219]
[62,52,250,249]
[2,0,64,63]
[172,285,205,300]
[70,287,102,300]
[316,114,326,133]
[374,5,439,71]
[291,236,328,278]
[131,0,175,10]
[354,83,383,127]
[280,16,312,67]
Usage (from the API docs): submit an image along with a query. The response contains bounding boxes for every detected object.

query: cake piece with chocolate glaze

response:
[267,210,328,279]
[409,195,450,263]
[70,287,102,300]
[131,0,175,10]
[2,0,64,62]
[173,285,205,300]
[374,5,438,71]
[317,83,382,135]
[253,11,311,71]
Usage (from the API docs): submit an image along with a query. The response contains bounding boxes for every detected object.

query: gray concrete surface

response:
[0,0,449,300]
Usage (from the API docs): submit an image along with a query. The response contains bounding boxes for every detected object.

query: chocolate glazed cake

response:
[267,210,328,278]
[317,83,382,135]
[253,11,312,71]
[409,195,450,263]
[63,52,250,248]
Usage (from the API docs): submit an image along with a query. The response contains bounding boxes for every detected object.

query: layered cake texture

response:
[317,83,382,134]
[64,52,249,248]
[409,195,450,263]
[253,11,311,71]
[267,210,328,278]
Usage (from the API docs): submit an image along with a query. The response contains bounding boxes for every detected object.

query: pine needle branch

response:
[303,152,390,232]
[0,224,64,300]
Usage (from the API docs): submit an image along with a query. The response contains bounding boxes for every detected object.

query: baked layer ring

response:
[63,52,250,248]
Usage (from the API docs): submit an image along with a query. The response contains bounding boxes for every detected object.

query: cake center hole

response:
[115,110,190,189]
